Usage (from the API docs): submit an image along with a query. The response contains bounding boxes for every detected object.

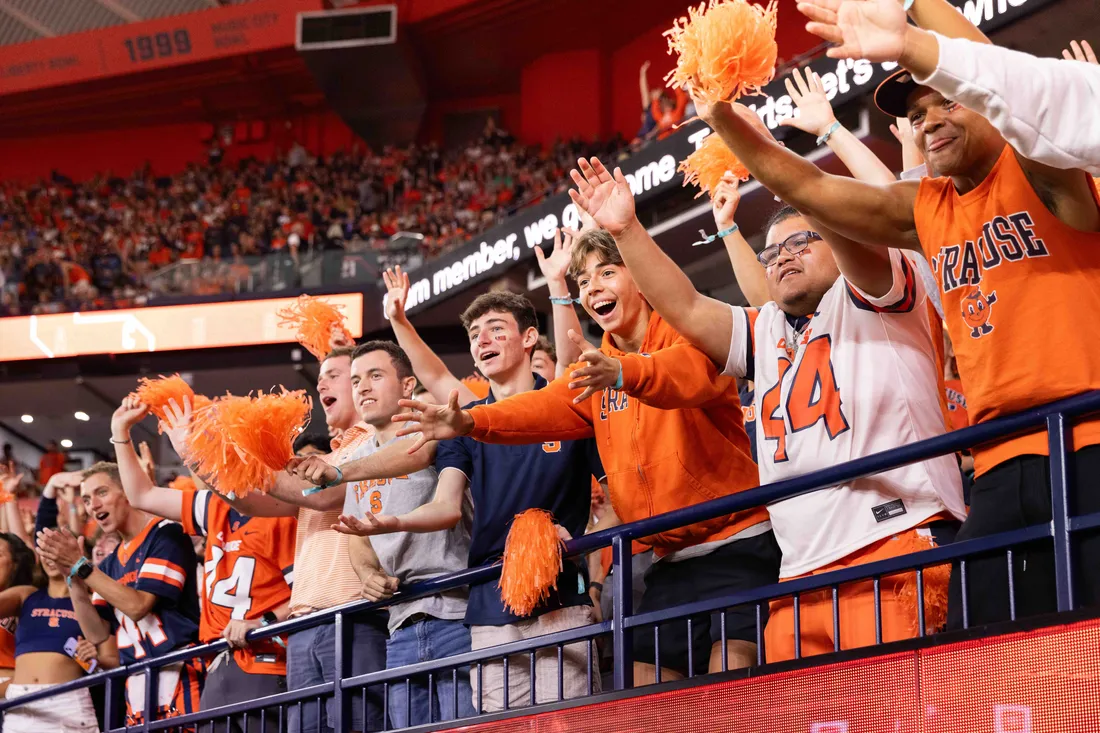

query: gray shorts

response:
[199,651,286,733]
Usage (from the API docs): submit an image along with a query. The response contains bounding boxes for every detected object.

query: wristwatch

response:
[261,611,279,626]
[66,557,94,587]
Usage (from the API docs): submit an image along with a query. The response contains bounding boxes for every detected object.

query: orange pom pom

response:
[168,475,197,493]
[461,374,490,400]
[134,374,195,424]
[679,133,750,198]
[499,509,564,617]
[221,389,313,473]
[277,295,354,361]
[186,396,274,497]
[665,0,779,106]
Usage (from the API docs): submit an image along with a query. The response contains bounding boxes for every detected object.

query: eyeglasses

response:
[757,231,823,268]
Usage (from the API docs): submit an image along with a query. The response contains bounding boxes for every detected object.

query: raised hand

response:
[566,330,623,405]
[392,390,472,453]
[383,266,411,323]
[162,396,193,458]
[534,227,579,287]
[1062,40,1098,65]
[332,512,402,537]
[568,157,636,237]
[0,464,23,499]
[286,455,340,487]
[111,395,149,440]
[711,174,741,232]
[798,0,908,62]
[779,67,837,138]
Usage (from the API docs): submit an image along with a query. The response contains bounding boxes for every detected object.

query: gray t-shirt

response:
[343,429,472,633]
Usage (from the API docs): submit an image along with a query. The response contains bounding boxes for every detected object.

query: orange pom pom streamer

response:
[277,295,354,361]
[168,475,197,493]
[221,389,313,473]
[679,133,750,198]
[461,374,490,400]
[499,509,564,617]
[664,0,779,106]
[134,374,195,424]
[185,396,274,497]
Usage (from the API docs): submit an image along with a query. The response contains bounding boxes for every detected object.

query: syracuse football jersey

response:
[181,489,296,675]
[723,249,966,577]
[94,518,200,664]
[915,146,1100,475]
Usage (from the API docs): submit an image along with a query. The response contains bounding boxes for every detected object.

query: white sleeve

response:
[846,248,926,314]
[721,304,753,380]
[916,33,1100,175]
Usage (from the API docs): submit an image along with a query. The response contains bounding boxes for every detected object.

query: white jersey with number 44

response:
[723,249,966,578]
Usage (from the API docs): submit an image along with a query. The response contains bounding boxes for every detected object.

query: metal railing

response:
[3,389,1099,732]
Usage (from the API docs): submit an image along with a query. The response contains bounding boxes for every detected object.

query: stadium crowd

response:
[1,0,1100,730]
[0,122,627,317]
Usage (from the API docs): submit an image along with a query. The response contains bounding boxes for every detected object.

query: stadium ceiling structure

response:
[0,0,254,46]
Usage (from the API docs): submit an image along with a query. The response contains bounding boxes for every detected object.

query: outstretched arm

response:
[285,438,438,509]
[384,267,480,405]
[698,101,920,251]
[334,467,468,537]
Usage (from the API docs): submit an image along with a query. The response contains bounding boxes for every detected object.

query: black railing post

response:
[332,612,352,733]
[1047,412,1075,612]
[104,676,118,732]
[142,666,158,733]
[611,534,634,691]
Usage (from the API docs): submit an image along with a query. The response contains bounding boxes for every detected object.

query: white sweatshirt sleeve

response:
[913,33,1100,175]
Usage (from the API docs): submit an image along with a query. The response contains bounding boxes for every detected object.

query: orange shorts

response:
[765,526,950,663]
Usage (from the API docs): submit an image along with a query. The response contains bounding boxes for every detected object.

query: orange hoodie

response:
[468,312,766,557]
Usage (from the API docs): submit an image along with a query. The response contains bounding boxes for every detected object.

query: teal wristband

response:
[717,224,739,238]
[816,120,842,146]
[302,466,343,496]
[612,363,623,390]
[66,557,90,588]
[550,296,580,306]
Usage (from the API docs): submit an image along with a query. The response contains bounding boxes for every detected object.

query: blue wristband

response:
[717,224,739,238]
[816,120,842,146]
[550,296,580,306]
[302,466,343,496]
[66,557,90,588]
[612,363,623,390]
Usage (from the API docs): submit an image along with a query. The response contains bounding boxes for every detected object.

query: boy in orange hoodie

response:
[396,230,779,683]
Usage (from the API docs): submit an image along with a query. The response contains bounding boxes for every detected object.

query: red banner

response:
[442,618,1100,732]
[0,0,322,97]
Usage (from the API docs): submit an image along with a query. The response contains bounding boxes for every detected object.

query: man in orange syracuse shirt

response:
[110,395,296,732]
[395,230,779,684]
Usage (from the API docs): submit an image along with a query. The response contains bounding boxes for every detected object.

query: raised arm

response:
[709,176,769,307]
[639,61,652,111]
[800,0,1100,174]
[111,397,183,521]
[698,101,920,250]
[779,67,896,185]
[567,159,737,366]
[0,467,30,547]
[535,227,589,375]
[384,267,479,405]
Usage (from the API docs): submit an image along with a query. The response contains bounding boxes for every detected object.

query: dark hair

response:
[81,461,121,487]
[0,534,38,587]
[460,292,539,335]
[568,229,623,280]
[293,432,332,455]
[352,340,414,380]
[323,346,356,363]
[533,336,557,363]
[765,205,804,237]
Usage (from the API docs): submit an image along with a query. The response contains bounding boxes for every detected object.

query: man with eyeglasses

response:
[558,157,965,663]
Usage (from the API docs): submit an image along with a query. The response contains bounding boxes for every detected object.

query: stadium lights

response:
[74,411,90,421]
[61,439,73,449]
[20,415,32,423]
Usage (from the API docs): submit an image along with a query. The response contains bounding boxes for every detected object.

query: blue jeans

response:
[287,614,387,732]
[385,617,476,729]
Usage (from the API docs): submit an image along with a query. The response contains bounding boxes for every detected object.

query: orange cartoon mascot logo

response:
[961,285,997,338]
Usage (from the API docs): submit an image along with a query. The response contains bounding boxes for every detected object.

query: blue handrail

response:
[3,388,1098,731]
